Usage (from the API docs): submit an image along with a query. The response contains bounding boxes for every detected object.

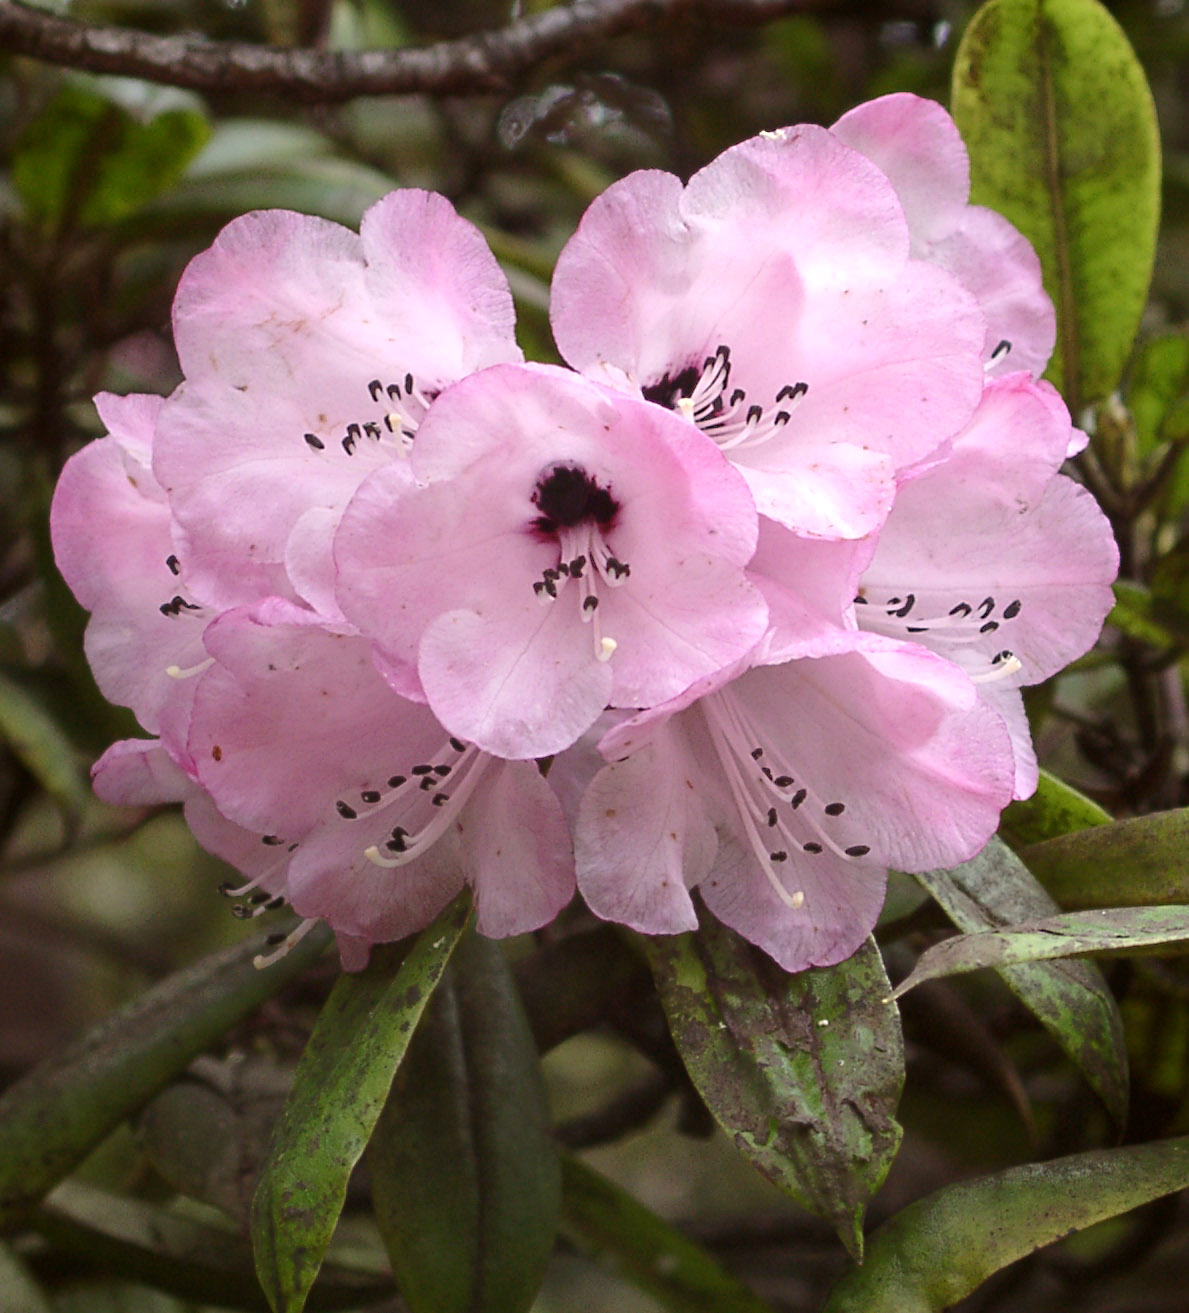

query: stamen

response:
[159,596,202,618]
[701,698,811,911]
[661,345,810,455]
[857,590,1025,683]
[166,657,215,679]
[970,653,1022,683]
[253,917,320,969]
[362,744,489,869]
[531,503,629,663]
[705,688,876,875]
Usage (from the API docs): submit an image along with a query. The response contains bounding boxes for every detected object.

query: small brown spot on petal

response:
[212,745,223,761]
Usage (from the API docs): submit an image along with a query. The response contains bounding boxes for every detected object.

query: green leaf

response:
[951,0,1161,412]
[85,111,210,227]
[32,1181,389,1312]
[250,893,470,1313]
[645,923,904,1261]
[1108,580,1186,649]
[894,905,1189,997]
[916,840,1127,1124]
[1129,334,1189,459]
[0,924,331,1229]
[823,1135,1189,1312]
[1024,807,1189,908]
[366,928,560,1313]
[12,82,210,232]
[999,767,1111,848]
[0,667,89,821]
[127,120,395,235]
[559,1155,775,1313]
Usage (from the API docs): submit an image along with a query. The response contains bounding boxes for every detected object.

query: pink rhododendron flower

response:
[51,193,575,970]
[50,113,1116,982]
[569,367,1117,971]
[831,94,1056,378]
[572,637,1015,971]
[549,120,988,538]
[333,363,768,759]
[851,372,1119,796]
[182,604,574,950]
[151,190,523,613]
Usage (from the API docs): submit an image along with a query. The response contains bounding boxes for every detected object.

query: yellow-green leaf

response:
[1024,807,1189,908]
[251,893,470,1313]
[951,0,1161,412]
[824,1136,1189,1311]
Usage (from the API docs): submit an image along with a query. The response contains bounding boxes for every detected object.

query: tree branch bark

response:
[0,0,805,104]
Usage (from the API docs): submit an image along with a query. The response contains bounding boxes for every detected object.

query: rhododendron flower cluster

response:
[51,94,1117,974]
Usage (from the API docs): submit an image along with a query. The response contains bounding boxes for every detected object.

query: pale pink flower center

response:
[642,344,810,455]
[530,462,632,662]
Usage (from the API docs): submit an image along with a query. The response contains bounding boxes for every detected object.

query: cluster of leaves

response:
[4,0,1189,1310]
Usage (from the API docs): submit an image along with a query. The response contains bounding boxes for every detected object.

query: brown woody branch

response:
[0,0,804,104]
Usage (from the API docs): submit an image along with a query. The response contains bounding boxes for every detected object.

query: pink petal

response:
[576,725,710,935]
[92,738,193,806]
[154,193,521,608]
[700,840,886,972]
[832,94,1056,378]
[461,760,575,937]
[931,208,1057,379]
[831,92,970,248]
[551,126,986,538]
[862,380,1118,686]
[51,396,210,732]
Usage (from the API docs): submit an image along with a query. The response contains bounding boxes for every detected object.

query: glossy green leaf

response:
[0,923,331,1229]
[894,905,1189,998]
[12,82,209,232]
[0,667,89,820]
[824,1135,1189,1312]
[559,1155,775,1313]
[645,923,903,1261]
[917,839,1127,1124]
[31,1181,388,1312]
[366,928,560,1313]
[999,767,1111,848]
[1024,807,1189,908]
[251,893,470,1313]
[951,0,1161,412]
